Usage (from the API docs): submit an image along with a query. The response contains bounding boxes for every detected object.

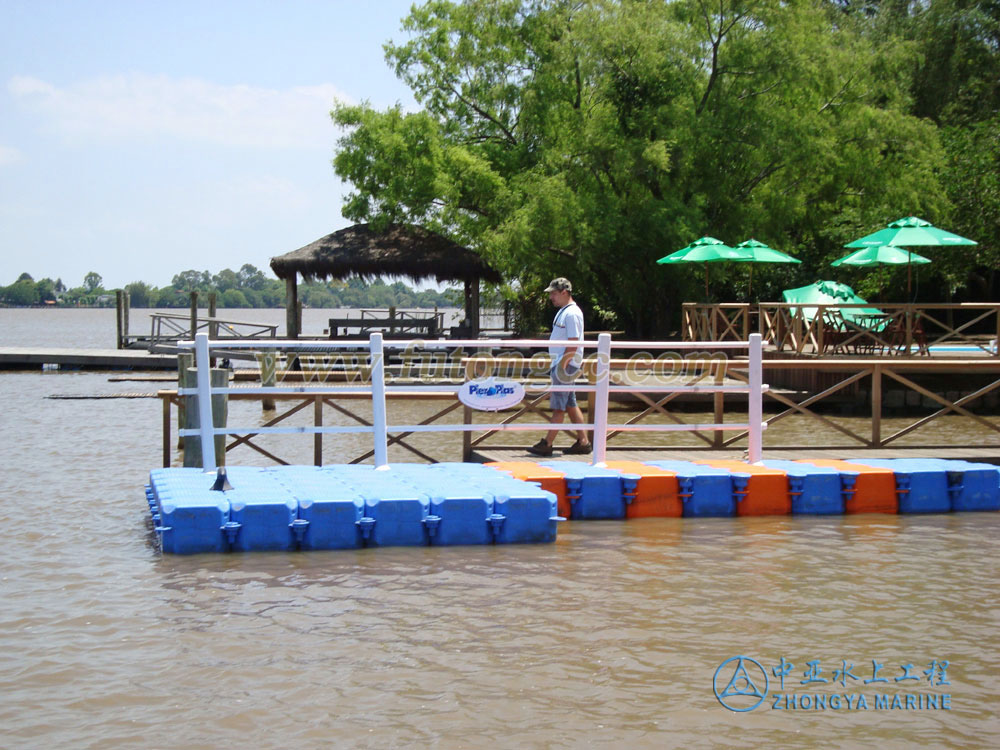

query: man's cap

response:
[544,277,572,293]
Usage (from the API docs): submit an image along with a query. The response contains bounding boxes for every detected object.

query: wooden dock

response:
[471,446,1000,465]
[0,347,177,370]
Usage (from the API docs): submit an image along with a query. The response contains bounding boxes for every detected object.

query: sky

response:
[0,0,422,289]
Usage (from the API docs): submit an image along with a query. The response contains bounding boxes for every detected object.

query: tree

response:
[125,281,155,308]
[212,268,240,293]
[171,270,203,291]
[220,288,249,307]
[332,0,947,334]
[2,280,40,305]
[17,272,34,283]
[83,271,103,293]
[35,278,56,302]
[238,263,268,290]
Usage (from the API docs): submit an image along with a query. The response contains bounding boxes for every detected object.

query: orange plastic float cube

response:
[485,461,570,518]
[795,459,898,514]
[604,460,682,518]
[695,459,791,516]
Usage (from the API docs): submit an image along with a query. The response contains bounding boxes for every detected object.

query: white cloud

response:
[8,74,352,148]
[0,145,23,165]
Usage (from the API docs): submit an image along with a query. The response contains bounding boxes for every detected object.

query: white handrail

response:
[183,331,768,471]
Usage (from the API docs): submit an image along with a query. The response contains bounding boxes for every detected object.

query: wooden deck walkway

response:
[0,347,177,370]
[471,446,1000,465]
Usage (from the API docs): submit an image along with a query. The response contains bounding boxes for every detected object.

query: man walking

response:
[527,277,592,456]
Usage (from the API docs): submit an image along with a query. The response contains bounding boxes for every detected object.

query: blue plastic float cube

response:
[223,467,300,551]
[762,460,846,515]
[849,459,951,514]
[539,462,635,519]
[643,460,736,517]
[149,468,231,554]
[356,483,431,547]
[271,467,365,550]
[490,481,560,543]
[922,459,1000,512]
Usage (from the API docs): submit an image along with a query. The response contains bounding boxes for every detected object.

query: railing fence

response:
[177,333,768,471]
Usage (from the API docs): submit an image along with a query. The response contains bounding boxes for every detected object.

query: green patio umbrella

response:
[656,236,751,300]
[831,244,933,267]
[782,280,885,327]
[732,238,801,297]
[845,216,976,298]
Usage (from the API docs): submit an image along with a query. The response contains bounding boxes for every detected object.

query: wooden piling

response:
[176,352,194,449]
[260,352,276,410]
[713,391,724,448]
[207,292,217,367]
[189,291,198,340]
[182,367,228,468]
[115,290,124,349]
[123,291,130,348]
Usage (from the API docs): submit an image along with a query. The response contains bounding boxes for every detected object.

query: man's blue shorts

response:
[550,364,580,411]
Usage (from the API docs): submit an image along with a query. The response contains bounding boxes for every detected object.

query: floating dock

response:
[146,458,1000,554]
[0,346,177,370]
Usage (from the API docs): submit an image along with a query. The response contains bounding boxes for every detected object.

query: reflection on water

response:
[1,371,999,747]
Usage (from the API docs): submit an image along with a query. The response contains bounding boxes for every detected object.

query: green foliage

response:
[83,271,103,293]
[1,263,461,310]
[331,0,955,334]
[125,281,155,307]
[1,280,40,306]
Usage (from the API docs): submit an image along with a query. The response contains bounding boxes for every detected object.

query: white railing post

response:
[370,332,389,469]
[591,333,612,466]
[748,332,763,464]
[194,332,217,472]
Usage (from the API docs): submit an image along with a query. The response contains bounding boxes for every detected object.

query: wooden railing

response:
[159,354,1000,465]
[683,303,1000,356]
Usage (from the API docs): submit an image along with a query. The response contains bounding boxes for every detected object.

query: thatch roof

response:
[270,223,502,284]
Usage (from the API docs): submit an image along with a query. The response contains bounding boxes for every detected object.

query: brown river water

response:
[1,309,998,748]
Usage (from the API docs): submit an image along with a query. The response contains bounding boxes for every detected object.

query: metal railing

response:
[177,332,768,471]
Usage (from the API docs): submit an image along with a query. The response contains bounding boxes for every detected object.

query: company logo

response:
[458,377,525,411]
[713,656,953,712]
[713,656,770,712]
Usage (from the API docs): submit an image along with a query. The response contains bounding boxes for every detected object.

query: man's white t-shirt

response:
[548,301,584,368]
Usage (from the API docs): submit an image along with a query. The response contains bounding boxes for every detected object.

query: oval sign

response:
[458,377,525,411]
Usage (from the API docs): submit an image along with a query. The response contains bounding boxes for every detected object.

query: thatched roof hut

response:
[270,223,501,338]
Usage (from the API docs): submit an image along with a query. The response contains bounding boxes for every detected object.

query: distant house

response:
[95,294,114,307]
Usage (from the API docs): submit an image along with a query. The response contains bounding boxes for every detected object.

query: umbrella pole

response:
[907,257,912,300]
[705,264,709,301]
[748,265,753,300]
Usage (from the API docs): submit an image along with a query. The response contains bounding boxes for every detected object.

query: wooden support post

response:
[388,305,396,335]
[115,290,124,349]
[189,291,198,340]
[905,305,913,354]
[162,396,171,468]
[260,352,276,411]
[463,405,472,461]
[871,364,882,448]
[123,291,130,348]
[713,391,724,448]
[285,275,299,371]
[314,396,323,466]
[182,367,228,468]
[207,292,217,368]
[176,352,194,449]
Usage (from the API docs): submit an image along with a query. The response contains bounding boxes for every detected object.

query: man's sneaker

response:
[526,439,554,456]
[564,440,592,454]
